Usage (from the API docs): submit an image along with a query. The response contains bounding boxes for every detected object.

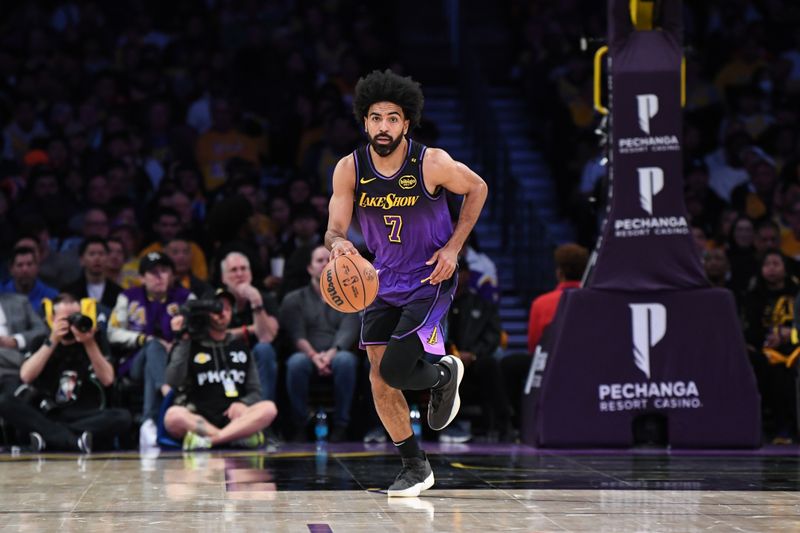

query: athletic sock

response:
[394,433,424,459]
[431,363,452,389]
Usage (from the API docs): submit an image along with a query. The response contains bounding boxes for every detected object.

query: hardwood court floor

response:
[1,443,799,532]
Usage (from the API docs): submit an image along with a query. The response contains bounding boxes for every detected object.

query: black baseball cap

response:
[139,251,175,274]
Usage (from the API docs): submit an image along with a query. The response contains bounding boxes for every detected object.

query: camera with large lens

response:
[180,299,223,339]
[64,313,94,340]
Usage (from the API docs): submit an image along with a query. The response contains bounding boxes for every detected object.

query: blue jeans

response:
[130,340,168,422]
[253,342,278,401]
[286,350,358,428]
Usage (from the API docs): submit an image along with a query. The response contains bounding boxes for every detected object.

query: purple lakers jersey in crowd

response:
[353,139,454,306]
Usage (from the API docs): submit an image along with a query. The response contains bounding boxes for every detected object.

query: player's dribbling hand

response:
[330,239,358,259]
[425,245,458,285]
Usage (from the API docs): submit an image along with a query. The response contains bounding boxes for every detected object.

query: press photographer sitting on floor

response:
[164,289,277,450]
[0,293,131,452]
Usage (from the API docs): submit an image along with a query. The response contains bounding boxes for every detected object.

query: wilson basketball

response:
[320,254,379,313]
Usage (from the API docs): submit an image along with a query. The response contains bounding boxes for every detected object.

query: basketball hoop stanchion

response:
[521,0,761,449]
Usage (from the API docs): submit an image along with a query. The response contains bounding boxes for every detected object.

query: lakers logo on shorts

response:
[427,326,438,345]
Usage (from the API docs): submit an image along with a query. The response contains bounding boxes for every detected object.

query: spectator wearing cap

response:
[138,207,209,281]
[1,247,58,314]
[62,236,123,310]
[108,251,194,449]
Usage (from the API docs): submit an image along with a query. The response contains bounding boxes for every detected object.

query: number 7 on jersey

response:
[383,215,403,243]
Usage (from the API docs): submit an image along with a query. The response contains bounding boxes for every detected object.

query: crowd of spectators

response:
[0,1,518,451]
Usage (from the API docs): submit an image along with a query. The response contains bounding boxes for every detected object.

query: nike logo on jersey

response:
[360,177,377,184]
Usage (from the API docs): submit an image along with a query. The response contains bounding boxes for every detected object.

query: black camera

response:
[64,313,94,340]
[180,299,223,338]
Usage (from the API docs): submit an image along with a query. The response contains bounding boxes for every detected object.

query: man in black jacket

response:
[62,237,123,310]
[164,289,277,450]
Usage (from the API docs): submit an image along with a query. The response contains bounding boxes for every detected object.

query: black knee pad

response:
[379,334,426,389]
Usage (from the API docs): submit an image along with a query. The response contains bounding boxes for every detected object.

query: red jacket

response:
[527,281,581,353]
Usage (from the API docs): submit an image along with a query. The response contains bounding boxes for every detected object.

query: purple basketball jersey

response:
[353,140,454,305]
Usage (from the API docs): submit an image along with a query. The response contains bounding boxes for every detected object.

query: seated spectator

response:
[195,96,261,192]
[731,155,778,221]
[164,289,277,450]
[1,247,58,313]
[108,252,194,449]
[727,216,758,295]
[445,261,511,442]
[63,237,123,310]
[105,237,128,288]
[527,244,589,352]
[705,125,751,203]
[280,246,358,442]
[500,243,588,436]
[139,207,208,281]
[755,219,781,260]
[61,207,111,255]
[703,248,734,291]
[0,293,131,451]
[165,234,213,298]
[0,293,48,396]
[109,224,143,288]
[16,217,82,289]
[220,251,279,403]
[279,206,323,298]
[742,250,799,443]
[683,159,727,238]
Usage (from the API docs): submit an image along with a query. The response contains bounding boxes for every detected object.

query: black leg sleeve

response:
[380,334,440,391]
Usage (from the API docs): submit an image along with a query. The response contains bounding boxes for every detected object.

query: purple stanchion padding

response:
[521,0,761,448]
[522,288,761,447]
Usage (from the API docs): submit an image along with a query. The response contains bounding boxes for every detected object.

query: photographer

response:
[0,293,131,452]
[164,289,277,450]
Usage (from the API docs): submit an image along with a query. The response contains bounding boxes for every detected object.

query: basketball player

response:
[326,70,488,497]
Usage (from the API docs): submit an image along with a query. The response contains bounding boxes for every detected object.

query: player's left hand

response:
[425,245,458,285]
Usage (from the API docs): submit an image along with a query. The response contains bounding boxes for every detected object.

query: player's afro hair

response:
[353,69,424,130]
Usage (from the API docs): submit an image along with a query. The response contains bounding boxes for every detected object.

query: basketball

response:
[320,254,379,313]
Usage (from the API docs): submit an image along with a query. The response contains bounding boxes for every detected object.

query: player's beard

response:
[368,132,403,157]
